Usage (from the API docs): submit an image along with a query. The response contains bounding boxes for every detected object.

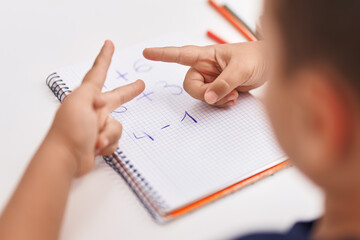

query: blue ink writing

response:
[161,125,170,129]
[112,106,127,114]
[156,81,183,95]
[116,71,129,81]
[133,59,152,73]
[133,132,154,141]
[137,91,154,102]
[181,111,198,123]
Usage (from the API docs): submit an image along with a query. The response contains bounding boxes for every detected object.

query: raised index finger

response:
[104,80,146,112]
[82,40,115,90]
[143,45,202,66]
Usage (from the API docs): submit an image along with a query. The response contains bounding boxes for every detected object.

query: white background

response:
[0,0,323,239]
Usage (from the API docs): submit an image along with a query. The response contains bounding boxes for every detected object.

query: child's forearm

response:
[0,131,77,240]
[0,41,143,240]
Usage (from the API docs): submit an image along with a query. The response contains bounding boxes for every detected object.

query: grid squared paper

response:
[54,35,285,214]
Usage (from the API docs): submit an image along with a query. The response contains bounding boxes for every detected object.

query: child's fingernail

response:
[227,94,237,101]
[204,91,218,104]
[227,100,236,106]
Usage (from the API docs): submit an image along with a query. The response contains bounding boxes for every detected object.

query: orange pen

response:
[208,0,258,42]
[207,30,228,44]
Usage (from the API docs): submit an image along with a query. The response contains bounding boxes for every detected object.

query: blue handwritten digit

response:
[137,91,154,102]
[133,59,152,73]
[161,125,170,129]
[181,111,198,123]
[156,81,183,95]
[133,132,154,141]
[112,106,127,114]
[116,71,129,81]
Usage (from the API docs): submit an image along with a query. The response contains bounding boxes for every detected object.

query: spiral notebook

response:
[46,35,288,223]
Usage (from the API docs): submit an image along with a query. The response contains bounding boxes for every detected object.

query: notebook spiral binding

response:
[104,149,169,219]
[46,72,72,102]
[46,72,169,222]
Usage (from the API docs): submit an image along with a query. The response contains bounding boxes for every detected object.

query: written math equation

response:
[132,111,198,142]
[108,58,199,142]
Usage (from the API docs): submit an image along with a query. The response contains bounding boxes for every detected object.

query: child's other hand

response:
[143,41,265,107]
[49,41,145,176]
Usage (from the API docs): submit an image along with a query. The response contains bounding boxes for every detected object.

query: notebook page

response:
[56,35,285,212]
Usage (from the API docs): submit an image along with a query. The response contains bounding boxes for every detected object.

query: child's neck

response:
[314,191,360,239]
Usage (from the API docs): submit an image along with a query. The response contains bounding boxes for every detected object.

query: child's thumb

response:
[204,65,243,105]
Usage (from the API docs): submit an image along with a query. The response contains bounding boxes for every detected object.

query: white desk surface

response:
[0,0,323,239]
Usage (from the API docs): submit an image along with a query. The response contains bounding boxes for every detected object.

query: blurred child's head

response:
[264,0,360,196]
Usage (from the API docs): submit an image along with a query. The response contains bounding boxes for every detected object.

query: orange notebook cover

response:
[109,152,289,222]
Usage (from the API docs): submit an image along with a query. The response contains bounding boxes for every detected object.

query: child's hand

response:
[143,41,266,107]
[48,41,145,176]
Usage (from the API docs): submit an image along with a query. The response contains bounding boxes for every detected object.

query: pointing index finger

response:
[82,40,115,90]
[143,45,202,66]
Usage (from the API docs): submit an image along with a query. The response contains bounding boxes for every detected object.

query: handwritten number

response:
[133,59,152,73]
[156,81,183,95]
[181,111,198,123]
[112,106,127,114]
[133,132,154,141]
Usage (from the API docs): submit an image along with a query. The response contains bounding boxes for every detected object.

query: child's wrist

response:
[43,130,79,178]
